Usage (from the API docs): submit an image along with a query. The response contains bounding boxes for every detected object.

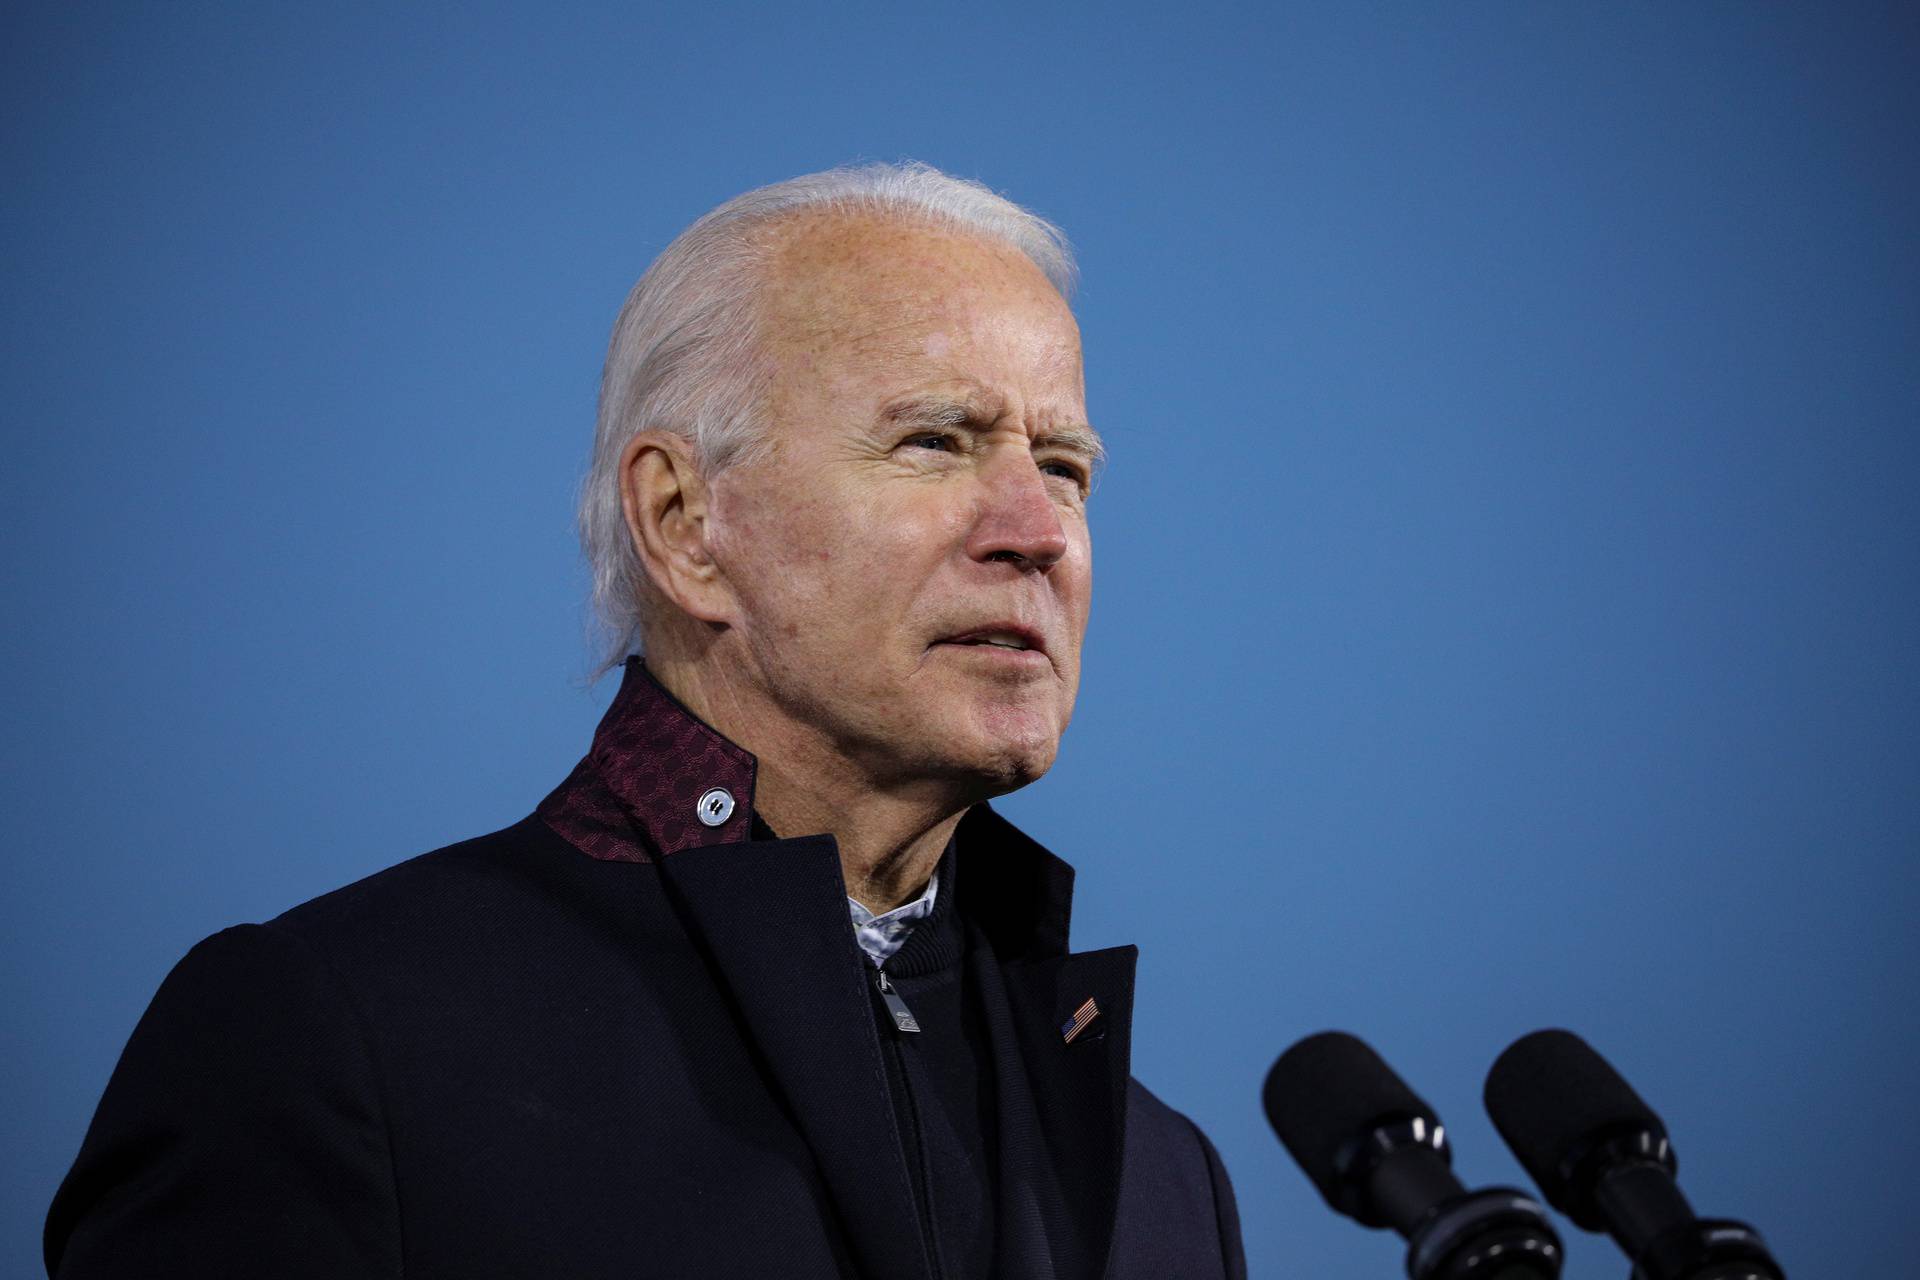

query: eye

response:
[1039,458,1092,494]
[903,432,957,453]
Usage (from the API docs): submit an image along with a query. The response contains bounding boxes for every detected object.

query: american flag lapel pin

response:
[1061,996,1101,1044]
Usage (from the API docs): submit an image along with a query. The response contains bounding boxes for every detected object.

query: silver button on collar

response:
[695,787,735,827]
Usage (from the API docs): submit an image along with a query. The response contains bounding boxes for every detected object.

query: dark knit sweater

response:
[869,844,996,1280]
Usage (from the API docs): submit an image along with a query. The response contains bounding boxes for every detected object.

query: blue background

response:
[5,3,1915,1275]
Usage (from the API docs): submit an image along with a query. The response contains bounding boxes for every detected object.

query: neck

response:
[649,648,969,914]
[757,758,963,912]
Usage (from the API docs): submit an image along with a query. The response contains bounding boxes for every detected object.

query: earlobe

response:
[619,431,733,625]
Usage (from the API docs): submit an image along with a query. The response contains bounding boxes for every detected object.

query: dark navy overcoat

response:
[48,661,1246,1279]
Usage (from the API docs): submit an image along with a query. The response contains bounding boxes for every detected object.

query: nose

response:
[965,449,1070,571]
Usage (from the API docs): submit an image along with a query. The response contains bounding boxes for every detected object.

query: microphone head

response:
[1483,1029,1673,1230]
[1264,1031,1446,1225]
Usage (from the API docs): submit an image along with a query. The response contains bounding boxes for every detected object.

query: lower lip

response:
[933,642,1049,668]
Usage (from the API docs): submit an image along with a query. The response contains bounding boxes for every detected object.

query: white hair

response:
[579,161,1078,676]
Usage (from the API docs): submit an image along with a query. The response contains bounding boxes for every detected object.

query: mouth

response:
[933,624,1049,661]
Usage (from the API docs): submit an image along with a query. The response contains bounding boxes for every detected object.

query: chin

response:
[945,706,1064,796]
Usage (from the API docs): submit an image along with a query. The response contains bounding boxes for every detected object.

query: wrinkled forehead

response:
[753,213,1082,378]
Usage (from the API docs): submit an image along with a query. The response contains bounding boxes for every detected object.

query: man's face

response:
[705,215,1096,797]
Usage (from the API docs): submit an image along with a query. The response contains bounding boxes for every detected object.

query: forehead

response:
[754,213,1082,385]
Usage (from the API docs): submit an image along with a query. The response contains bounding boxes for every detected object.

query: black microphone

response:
[1483,1029,1784,1280]
[1264,1031,1563,1280]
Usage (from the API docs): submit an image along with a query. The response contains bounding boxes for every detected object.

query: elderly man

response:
[47,164,1245,1280]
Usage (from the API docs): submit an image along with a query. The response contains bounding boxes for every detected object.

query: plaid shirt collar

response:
[847,869,940,968]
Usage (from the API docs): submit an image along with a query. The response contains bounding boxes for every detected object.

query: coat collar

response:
[536,657,758,861]
[536,656,1076,959]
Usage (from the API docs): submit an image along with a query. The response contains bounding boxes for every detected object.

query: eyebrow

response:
[1033,424,1107,468]
[883,398,975,431]
[882,398,1107,467]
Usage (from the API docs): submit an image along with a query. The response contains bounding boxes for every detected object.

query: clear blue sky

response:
[5,3,1915,1275]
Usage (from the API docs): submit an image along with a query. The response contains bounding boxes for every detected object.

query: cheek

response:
[1059,537,1094,631]
[716,486,904,635]
[712,493,821,614]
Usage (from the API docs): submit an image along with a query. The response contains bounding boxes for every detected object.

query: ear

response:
[619,430,735,625]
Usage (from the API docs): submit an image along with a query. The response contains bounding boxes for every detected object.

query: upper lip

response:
[935,622,1049,657]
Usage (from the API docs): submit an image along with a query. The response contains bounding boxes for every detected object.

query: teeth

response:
[975,632,1029,650]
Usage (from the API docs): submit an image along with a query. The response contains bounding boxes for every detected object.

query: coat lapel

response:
[540,668,1136,1278]
[657,835,930,1280]
[974,940,1138,1280]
